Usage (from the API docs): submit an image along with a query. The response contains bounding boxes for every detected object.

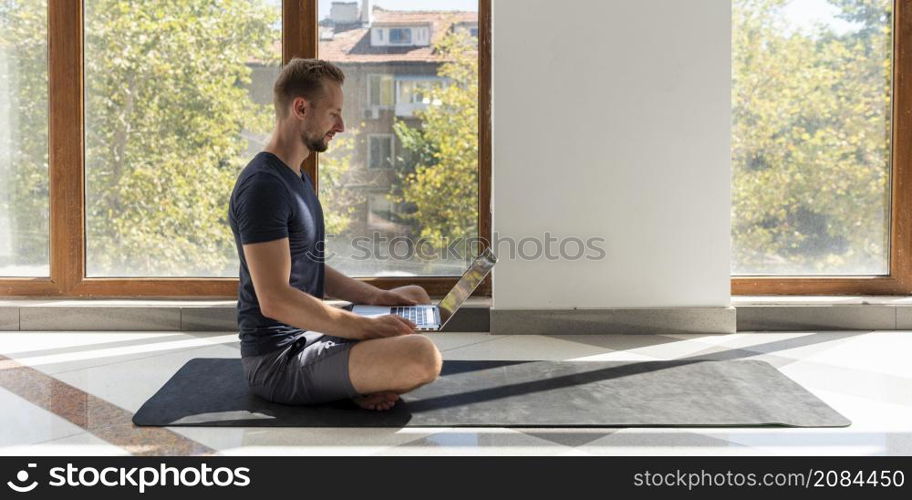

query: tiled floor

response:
[0,329,910,456]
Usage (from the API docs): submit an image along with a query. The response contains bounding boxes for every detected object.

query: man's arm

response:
[325,263,433,306]
[244,238,414,339]
[324,263,382,303]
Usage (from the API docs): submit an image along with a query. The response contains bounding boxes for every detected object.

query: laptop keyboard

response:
[391,306,433,326]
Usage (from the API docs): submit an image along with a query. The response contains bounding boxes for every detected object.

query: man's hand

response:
[367,285,432,306]
[359,314,418,339]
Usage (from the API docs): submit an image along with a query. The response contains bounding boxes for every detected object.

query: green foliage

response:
[3,0,362,277]
[731,0,892,274]
[2,0,281,276]
[391,28,478,249]
[81,0,278,276]
[318,129,363,236]
[0,0,49,269]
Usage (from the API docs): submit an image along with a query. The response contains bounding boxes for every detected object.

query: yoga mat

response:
[132,358,850,428]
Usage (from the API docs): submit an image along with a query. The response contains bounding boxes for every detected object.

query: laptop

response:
[350,247,497,331]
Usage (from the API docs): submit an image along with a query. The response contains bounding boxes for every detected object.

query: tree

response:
[1,0,50,272]
[81,0,277,276]
[391,27,478,251]
[318,129,363,236]
[731,0,892,274]
[2,0,359,277]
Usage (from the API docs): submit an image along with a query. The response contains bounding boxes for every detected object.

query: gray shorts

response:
[241,331,364,405]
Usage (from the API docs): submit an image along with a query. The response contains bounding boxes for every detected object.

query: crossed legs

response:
[347,334,443,411]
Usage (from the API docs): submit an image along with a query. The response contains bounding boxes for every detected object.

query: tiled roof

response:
[317,7,477,64]
[372,7,473,25]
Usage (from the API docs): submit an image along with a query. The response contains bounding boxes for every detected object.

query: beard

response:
[302,129,329,153]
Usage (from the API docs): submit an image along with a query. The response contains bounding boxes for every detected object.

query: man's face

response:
[298,81,345,153]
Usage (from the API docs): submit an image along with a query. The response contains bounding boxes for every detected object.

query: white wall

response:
[492,0,731,309]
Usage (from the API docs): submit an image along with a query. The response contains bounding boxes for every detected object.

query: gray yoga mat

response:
[132,358,850,428]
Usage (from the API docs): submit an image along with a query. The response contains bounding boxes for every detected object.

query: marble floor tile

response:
[177,426,433,456]
[48,343,243,413]
[0,387,90,449]
[424,332,502,352]
[374,428,574,456]
[771,331,912,377]
[578,428,750,456]
[0,432,132,456]
[566,334,739,361]
[0,331,238,375]
[442,334,626,361]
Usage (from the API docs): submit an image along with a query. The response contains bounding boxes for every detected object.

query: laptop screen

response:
[437,247,497,327]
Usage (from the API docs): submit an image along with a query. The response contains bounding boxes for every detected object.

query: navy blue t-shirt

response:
[228,152,325,357]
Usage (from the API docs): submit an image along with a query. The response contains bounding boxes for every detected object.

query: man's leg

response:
[348,334,443,396]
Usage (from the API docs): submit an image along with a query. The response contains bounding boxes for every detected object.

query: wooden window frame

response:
[732,0,912,295]
[0,0,493,298]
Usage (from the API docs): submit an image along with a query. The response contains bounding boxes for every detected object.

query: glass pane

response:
[369,136,381,168]
[83,0,281,277]
[732,0,893,275]
[0,1,49,277]
[390,28,412,44]
[379,75,394,105]
[369,135,393,169]
[319,0,480,277]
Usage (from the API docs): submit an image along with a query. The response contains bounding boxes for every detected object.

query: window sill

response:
[732,295,912,306]
[0,297,492,332]
[0,296,908,332]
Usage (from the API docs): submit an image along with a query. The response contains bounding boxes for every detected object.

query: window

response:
[731,0,912,294]
[368,74,394,107]
[397,79,440,105]
[82,0,281,278]
[320,1,487,281]
[0,1,49,277]
[389,28,412,44]
[395,77,445,117]
[368,135,394,169]
[0,0,486,297]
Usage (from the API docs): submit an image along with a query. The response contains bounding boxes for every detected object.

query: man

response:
[228,58,442,411]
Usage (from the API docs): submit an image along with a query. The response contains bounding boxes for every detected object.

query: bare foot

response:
[353,391,400,411]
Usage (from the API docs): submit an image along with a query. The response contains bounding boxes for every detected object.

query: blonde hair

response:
[273,58,345,118]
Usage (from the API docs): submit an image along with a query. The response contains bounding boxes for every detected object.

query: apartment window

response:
[368,74,394,107]
[395,77,446,117]
[368,135,394,169]
[389,27,412,44]
[397,79,441,105]
[731,0,912,294]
